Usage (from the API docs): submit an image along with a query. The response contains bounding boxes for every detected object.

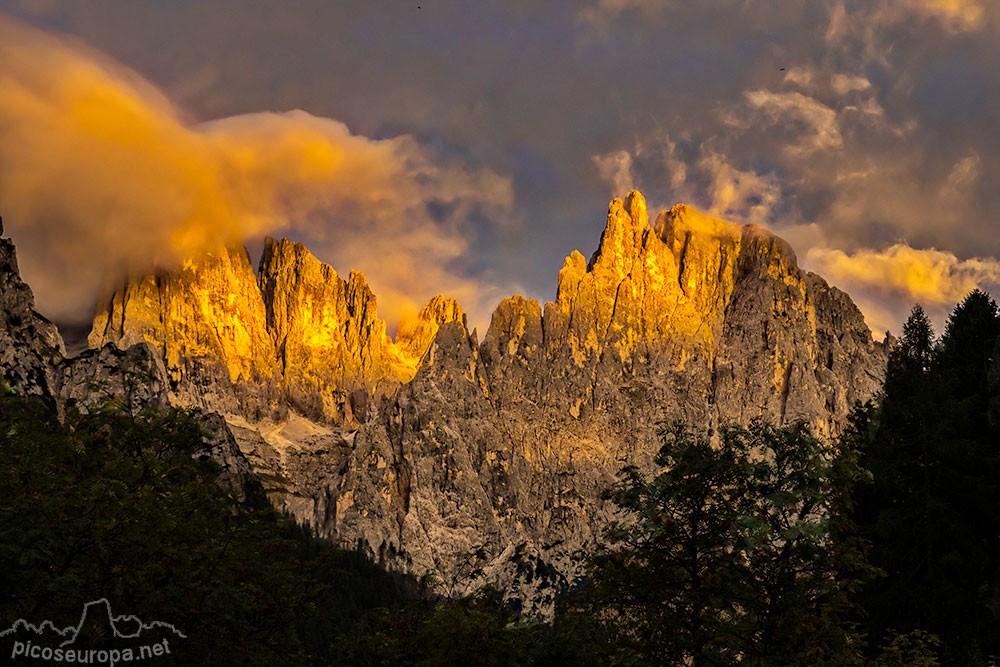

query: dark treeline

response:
[1,290,998,665]
[0,387,413,665]
[851,290,1000,664]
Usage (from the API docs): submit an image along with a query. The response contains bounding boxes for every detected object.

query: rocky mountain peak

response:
[309,195,888,614]
[26,192,890,614]
[395,295,467,364]
[586,190,650,276]
[0,225,262,502]
[88,243,281,418]
[86,235,471,425]
[257,236,403,422]
[482,295,544,363]
[625,189,648,228]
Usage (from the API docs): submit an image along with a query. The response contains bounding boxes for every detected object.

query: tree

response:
[0,387,413,665]
[335,586,607,667]
[575,420,873,665]
[930,290,1000,661]
[854,305,942,644]
[854,294,1000,665]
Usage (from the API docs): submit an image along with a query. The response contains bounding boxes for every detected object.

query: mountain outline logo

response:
[1,599,185,665]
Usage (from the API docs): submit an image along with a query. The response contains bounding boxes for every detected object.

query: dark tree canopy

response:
[853,291,1000,666]
[572,420,874,666]
[0,388,411,665]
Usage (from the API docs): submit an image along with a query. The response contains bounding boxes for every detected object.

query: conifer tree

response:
[855,306,939,641]
[855,295,1000,664]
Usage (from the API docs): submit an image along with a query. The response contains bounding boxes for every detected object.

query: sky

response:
[0,0,997,338]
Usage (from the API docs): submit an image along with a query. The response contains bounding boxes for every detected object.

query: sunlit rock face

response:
[395,294,467,363]
[89,244,283,419]
[75,192,887,615]
[89,236,463,425]
[259,237,400,423]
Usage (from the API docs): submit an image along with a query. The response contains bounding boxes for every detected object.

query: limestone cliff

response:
[90,235,465,426]
[257,237,464,417]
[295,193,887,613]
[395,295,467,364]
[0,219,65,401]
[70,192,887,614]
[89,244,283,419]
[257,237,454,422]
[0,222,263,503]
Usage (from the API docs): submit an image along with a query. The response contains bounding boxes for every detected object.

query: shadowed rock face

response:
[328,192,886,613]
[0,226,262,504]
[0,233,64,401]
[63,192,885,614]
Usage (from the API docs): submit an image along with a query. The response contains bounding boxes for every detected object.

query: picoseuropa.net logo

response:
[1,599,186,665]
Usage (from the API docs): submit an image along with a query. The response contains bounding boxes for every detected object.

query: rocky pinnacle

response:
[64,191,888,613]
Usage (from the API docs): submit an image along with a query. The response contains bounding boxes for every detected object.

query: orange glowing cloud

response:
[805,244,1000,334]
[905,0,985,30]
[0,17,514,330]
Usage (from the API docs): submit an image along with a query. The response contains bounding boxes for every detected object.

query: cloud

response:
[592,150,635,198]
[942,153,982,201]
[582,0,987,35]
[576,0,672,28]
[824,0,988,71]
[592,135,782,227]
[587,0,665,13]
[1,1,996,341]
[899,0,985,31]
[590,24,995,335]
[728,76,993,333]
[742,90,843,153]
[805,244,1000,334]
[831,74,873,96]
[695,151,782,226]
[0,16,514,332]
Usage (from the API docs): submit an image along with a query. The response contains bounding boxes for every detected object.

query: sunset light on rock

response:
[1,2,998,664]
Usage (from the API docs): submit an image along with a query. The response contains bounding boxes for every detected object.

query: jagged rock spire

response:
[395,295,466,363]
[65,193,888,615]
[0,229,65,400]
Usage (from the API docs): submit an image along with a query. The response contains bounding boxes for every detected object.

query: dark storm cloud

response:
[0,0,997,334]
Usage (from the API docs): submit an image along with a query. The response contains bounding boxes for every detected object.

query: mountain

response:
[89,237,464,425]
[0,224,264,504]
[88,243,284,420]
[1,192,887,613]
[326,193,887,611]
[0,216,65,403]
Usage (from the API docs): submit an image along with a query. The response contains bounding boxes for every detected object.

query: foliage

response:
[334,586,601,667]
[852,293,1000,665]
[871,630,942,667]
[574,420,874,665]
[0,387,409,665]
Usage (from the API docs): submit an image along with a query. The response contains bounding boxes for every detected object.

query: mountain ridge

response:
[1,191,888,613]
